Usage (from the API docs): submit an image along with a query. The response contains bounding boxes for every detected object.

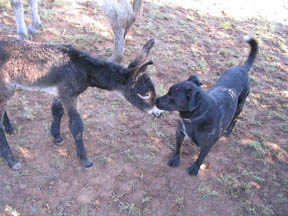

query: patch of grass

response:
[0,3,10,15]
[236,201,275,216]
[218,47,235,57]
[4,205,21,216]
[277,193,288,205]
[41,9,54,21]
[279,122,288,133]
[284,175,288,190]
[156,83,167,97]
[198,185,219,199]
[50,154,65,169]
[109,191,142,215]
[250,129,268,142]
[121,142,156,162]
[265,63,278,73]
[16,125,23,146]
[95,155,108,168]
[221,20,233,30]
[267,111,288,121]
[218,174,253,199]
[42,121,50,131]
[20,96,37,121]
[175,196,185,210]
[187,57,208,73]
[144,118,163,137]
[151,9,171,21]
[51,0,66,8]
[248,140,265,158]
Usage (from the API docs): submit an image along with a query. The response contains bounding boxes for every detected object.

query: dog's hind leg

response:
[3,111,14,134]
[0,110,21,170]
[50,98,65,144]
[188,144,212,176]
[167,121,185,168]
[224,91,249,137]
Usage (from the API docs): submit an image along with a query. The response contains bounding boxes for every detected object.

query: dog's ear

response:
[187,75,202,86]
[186,89,202,112]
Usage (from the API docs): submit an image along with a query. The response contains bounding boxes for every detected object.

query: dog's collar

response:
[180,109,209,123]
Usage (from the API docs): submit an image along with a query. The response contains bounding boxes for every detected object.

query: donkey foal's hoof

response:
[53,137,63,145]
[9,161,22,170]
[81,158,93,168]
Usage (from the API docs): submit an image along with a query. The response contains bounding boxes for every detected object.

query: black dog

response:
[156,36,258,176]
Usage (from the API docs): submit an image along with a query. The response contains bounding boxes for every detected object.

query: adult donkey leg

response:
[124,0,142,38]
[0,110,21,170]
[10,0,28,39]
[111,24,125,64]
[103,0,143,63]
[61,97,93,168]
[28,0,42,34]
[50,98,65,144]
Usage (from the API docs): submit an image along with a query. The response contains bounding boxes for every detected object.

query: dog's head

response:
[156,75,203,113]
[118,39,163,117]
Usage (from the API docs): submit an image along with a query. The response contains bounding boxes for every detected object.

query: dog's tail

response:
[243,35,258,71]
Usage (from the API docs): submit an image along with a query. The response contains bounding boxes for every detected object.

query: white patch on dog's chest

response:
[114,90,125,99]
[228,89,237,101]
[180,121,189,137]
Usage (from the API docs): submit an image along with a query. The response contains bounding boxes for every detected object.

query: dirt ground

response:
[1,0,288,215]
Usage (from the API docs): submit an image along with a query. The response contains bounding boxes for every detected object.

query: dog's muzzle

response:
[148,106,164,117]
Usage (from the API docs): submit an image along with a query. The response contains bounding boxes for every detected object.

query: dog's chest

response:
[180,120,197,141]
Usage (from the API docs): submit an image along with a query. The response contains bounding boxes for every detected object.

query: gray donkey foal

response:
[10,0,143,63]
[0,37,161,170]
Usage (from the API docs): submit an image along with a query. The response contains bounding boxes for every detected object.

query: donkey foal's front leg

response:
[50,99,64,144]
[67,109,93,168]
[3,111,15,134]
[0,111,21,170]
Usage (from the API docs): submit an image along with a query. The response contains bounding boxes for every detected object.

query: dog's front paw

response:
[167,155,180,168]
[187,163,199,176]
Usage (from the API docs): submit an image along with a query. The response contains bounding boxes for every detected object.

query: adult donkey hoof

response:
[81,158,93,168]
